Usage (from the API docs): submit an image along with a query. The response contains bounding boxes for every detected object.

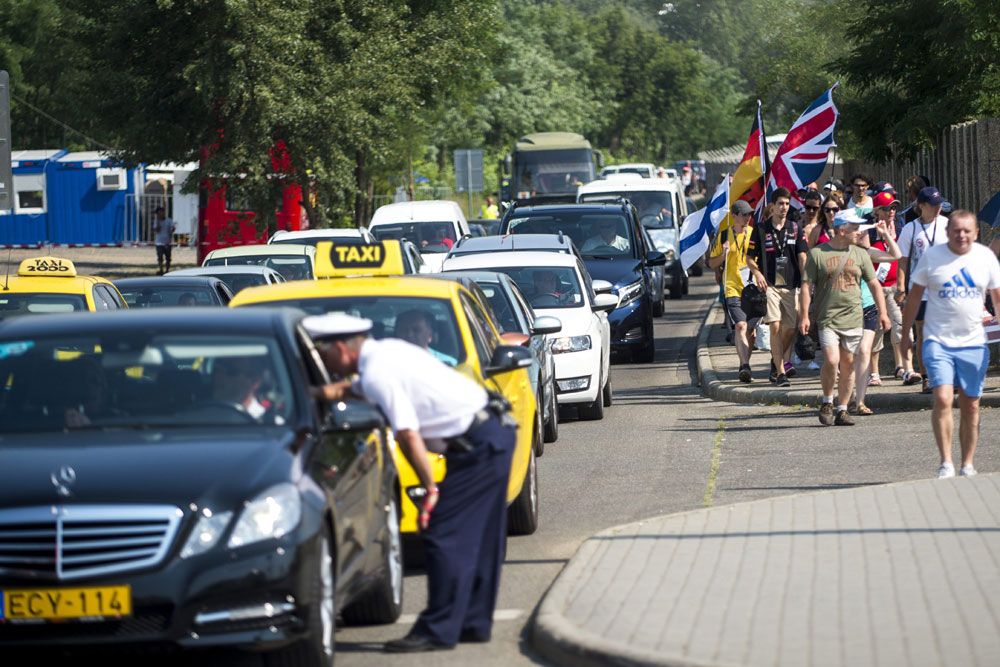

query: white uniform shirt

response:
[580,234,629,253]
[897,215,948,301]
[356,338,488,439]
[912,243,1000,347]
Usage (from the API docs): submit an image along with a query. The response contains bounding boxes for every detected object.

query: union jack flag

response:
[767,85,839,207]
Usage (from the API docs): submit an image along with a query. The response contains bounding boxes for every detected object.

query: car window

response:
[370,222,457,254]
[474,282,521,334]
[205,255,313,281]
[507,210,635,258]
[508,283,534,327]
[92,285,113,311]
[460,294,493,368]
[242,295,464,366]
[487,266,584,309]
[0,293,88,318]
[0,333,296,432]
[119,286,217,308]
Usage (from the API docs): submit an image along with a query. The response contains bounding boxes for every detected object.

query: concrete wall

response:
[843,118,1000,219]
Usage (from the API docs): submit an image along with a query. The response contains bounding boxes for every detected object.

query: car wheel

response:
[507,446,539,535]
[543,385,559,443]
[682,278,689,295]
[340,496,404,625]
[264,529,335,667]
[669,281,683,299]
[533,401,545,457]
[578,375,605,420]
[653,294,665,316]
[602,375,612,407]
[633,338,655,363]
[690,260,704,277]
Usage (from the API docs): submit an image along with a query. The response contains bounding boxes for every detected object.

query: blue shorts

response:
[922,339,989,397]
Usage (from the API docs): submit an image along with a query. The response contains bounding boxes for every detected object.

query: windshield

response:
[244,296,465,366]
[514,149,595,198]
[507,211,635,258]
[603,167,651,178]
[0,334,295,433]
[489,267,583,310]
[119,286,217,308]
[646,228,677,253]
[473,282,521,333]
[205,255,313,281]
[204,273,273,294]
[369,222,456,254]
[580,191,675,228]
[0,293,88,318]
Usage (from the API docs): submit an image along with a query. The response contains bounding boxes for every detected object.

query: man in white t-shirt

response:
[896,186,949,392]
[901,210,1000,479]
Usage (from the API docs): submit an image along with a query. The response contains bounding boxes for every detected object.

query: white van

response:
[367,200,471,272]
[577,177,689,299]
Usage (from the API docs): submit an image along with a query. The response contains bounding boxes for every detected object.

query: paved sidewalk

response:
[696,302,1000,410]
[532,474,1000,667]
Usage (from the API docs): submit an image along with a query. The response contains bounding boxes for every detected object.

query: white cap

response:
[302,313,373,340]
[833,208,867,227]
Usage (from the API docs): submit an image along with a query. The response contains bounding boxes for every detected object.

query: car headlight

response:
[228,483,302,549]
[180,509,233,559]
[616,280,643,306]
[550,335,592,354]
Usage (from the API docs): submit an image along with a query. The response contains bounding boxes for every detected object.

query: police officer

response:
[303,313,517,652]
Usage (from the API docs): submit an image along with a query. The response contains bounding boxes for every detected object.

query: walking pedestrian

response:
[799,209,890,426]
[850,218,902,414]
[800,190,823,246]
[708,200,759,382]
[899,210,1000,478]
[808,193,843,248]
[847,173,874,217]
[304,313,517,651]
[896,186,949,392]
[868,191,907,384]
[481,196,499,220]
[747,188,808,387]
[900,175,929,223]
[152,207,175,275]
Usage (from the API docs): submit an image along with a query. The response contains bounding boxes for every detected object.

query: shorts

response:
[862,304,879,332]
[764,286,798,330]
[819,327,863,354]
[922,339,989,397]
[916,301,926,322]
[724,297,761,328]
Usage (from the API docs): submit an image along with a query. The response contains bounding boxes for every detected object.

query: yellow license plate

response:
[2,585,131,621]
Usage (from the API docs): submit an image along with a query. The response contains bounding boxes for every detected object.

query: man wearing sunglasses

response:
[747,187,809,387]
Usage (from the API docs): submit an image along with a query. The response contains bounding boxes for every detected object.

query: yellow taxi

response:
[0,256,127,317]
[229,274,541,535]
[313,238,413,278]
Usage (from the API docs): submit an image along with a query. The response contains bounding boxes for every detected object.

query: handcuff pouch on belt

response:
[444,390,515,453]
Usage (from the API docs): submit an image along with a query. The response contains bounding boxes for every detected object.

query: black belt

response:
[444,401,513,453]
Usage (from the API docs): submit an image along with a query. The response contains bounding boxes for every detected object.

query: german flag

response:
[718,101,770,234]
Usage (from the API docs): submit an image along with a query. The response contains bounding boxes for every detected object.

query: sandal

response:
[868,373,882,386]
[856,404,874,416]
[903,371,923,386]
[893,366,905,380]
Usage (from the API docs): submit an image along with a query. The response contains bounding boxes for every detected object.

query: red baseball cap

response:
[872,191,899,209]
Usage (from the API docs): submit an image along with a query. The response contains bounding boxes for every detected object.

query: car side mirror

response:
[324,398,385,432]
[592,293,619,312]
[592,279,614,294]
[484,345,533,377]
[646,250,667,267]
[531,315,562,336]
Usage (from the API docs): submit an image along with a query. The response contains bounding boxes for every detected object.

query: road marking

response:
[395,608,523,625]
[702,418,725,507]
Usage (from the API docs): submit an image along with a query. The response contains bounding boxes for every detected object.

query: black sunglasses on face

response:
[804,205,820,211]
[824,207,840,213]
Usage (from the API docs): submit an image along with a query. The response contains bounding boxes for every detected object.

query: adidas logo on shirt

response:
[940,268,982,298]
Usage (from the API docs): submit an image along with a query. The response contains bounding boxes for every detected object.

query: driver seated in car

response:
[531,270,570,304]
[580,219,629,253]
[211,356,270,420]
[421,224,454,250]
[394,308,458,366]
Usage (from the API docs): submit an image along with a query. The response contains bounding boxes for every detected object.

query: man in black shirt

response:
[747,188,809,386]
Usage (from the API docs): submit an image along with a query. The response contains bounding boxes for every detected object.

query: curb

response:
[694,302,1000,410]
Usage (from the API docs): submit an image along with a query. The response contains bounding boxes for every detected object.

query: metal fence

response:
[124,194,195,246]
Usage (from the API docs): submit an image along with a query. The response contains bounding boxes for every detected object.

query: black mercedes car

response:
[114,276,235,308]
[0,309,402,665]
[498,202,666,362]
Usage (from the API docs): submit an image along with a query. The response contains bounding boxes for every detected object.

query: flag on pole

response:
[767,85,840,206]
[679,176,729,271]
[718,100,770,234]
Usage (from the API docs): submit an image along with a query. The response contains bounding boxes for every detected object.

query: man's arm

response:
[799,284,812,335]
[745,254,767,290]
[394,429,439,530]
[869,278,891,331]
[899,283,926,352]
[896,257,909,303]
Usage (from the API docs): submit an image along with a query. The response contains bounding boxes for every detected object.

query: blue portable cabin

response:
[46,152,139,245]
[0,149,67,246]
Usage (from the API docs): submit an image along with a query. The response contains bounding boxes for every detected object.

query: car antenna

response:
[2,248,11,291]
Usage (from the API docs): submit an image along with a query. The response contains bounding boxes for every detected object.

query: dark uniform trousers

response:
[411,413,516,646]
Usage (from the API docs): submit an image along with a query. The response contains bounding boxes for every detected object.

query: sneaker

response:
[738,364,752,383]
[783,362,797,378]
[774,373,790,387]
[960,465,977,477]
[807,360,820,370]
[818,403,834,426]
[921,377,932,394]
[937,462,955,479]
[834,409,855,426]
[769,362,778,383]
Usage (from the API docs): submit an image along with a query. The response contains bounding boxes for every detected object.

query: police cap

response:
[303,313,373,341]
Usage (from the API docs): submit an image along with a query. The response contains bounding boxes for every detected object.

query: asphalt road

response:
[36,274,999,665]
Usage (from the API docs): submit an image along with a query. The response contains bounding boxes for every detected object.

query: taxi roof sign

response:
[17,256,78,277]
[314,240,406,278]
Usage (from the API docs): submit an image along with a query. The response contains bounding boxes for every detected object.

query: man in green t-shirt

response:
[800,209,890,426]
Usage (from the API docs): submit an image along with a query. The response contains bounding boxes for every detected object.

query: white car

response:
[600,163,657,179]
[268,228,374,246]
[367,200,471,273]
[443,251,617,420]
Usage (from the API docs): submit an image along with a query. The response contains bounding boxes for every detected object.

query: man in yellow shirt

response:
[708,200,759,383]
[481,196,499,220]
